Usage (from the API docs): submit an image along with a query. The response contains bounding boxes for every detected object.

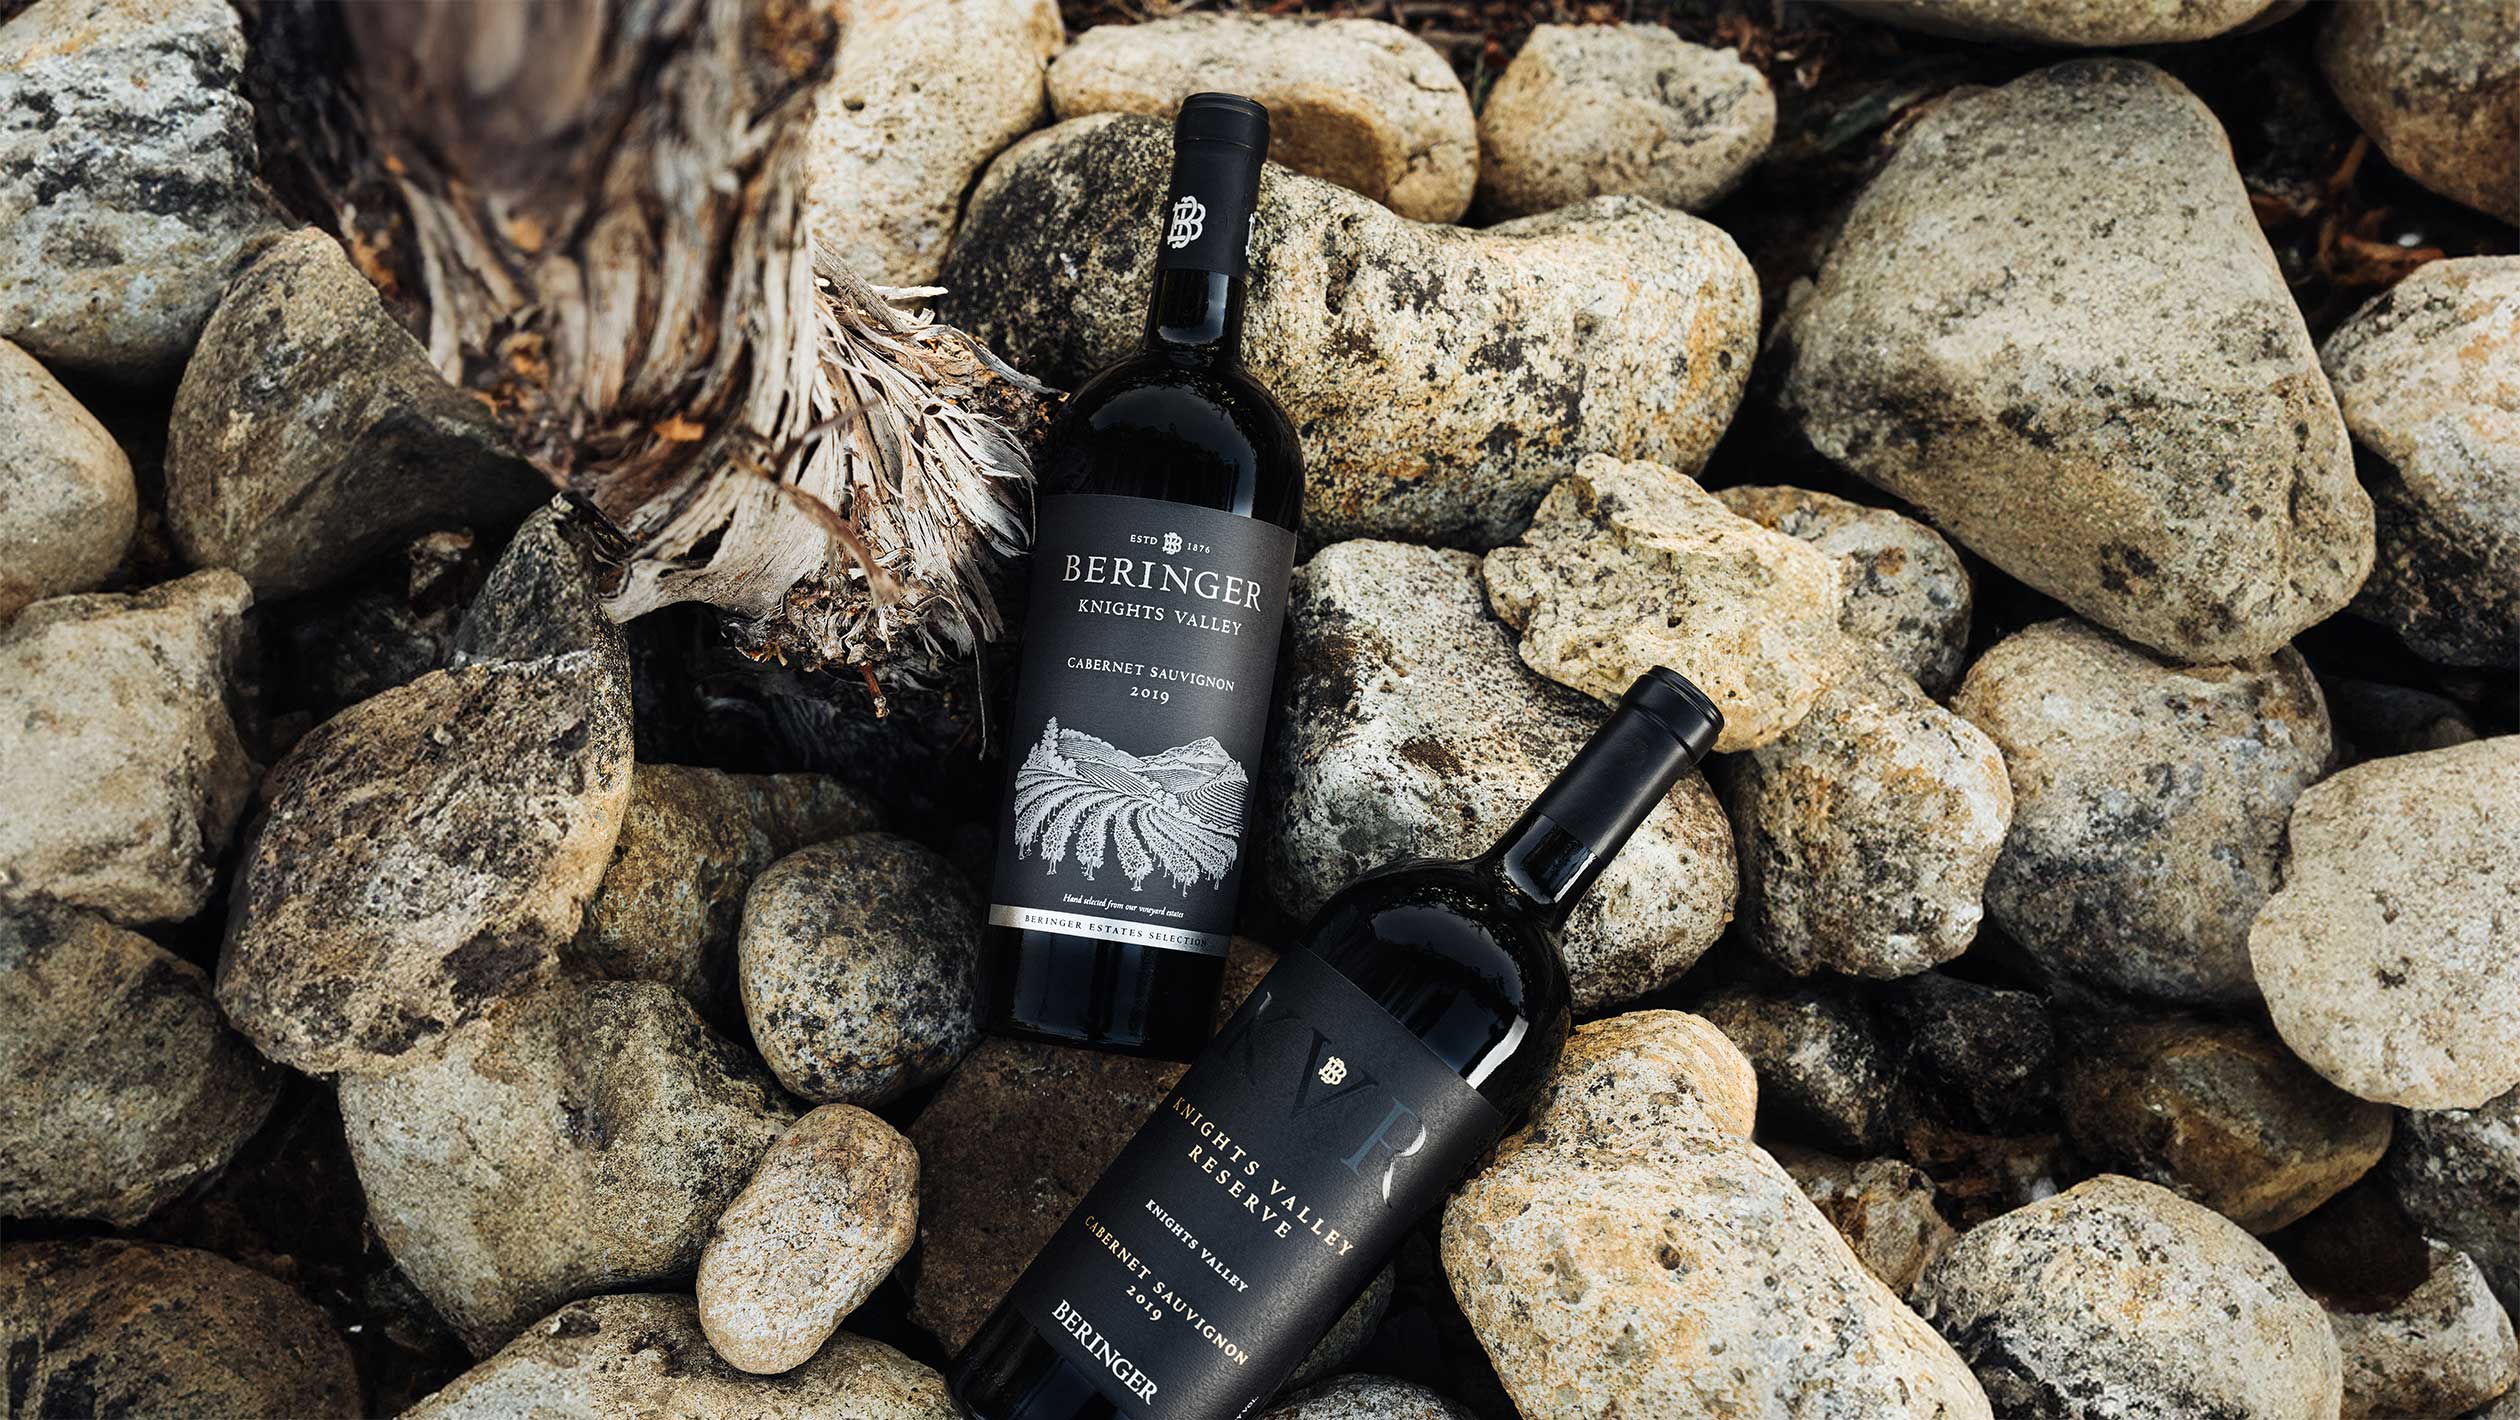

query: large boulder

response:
[2391,1086,2520,1313]
[1954,619,2332,1006]
[1266,540,1737,1014]
[1475,24,1773,219]
[166,229,549,599]
[1481,454,1846,753]
[1912,1176,2344,1419]
[803,0,1061,288]
[2320,257,2520,667]
[1826,0,2296,46]
[0,0,281,378]
[1780,59,2371,664]
[0,571,254,924]
[336,979,796,1354]
[403,1294,953,1419]
[2320,0,2520,227]
[0,906,279,1225]
[0,337,135,617]
[1718,484,1974,696]
[219,650,635,1075]
[1050,15,1475,222]
[2252,737,2520,1109]
[943,115,1759,549]
[0,1240,359,1419]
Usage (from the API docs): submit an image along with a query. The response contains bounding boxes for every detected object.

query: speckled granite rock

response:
[1260,1376,1475,1420]
[2061,1017,2393,1234]
[1773,1145,1957,1294]
[218,649,634,1075]
[337,979,795,1354]
[2326,1241,2518,1420]
[944,117,1758,548]
[2390,1085,2520,1310]
[1955,618,2332,1005]
[737,833,980,1106]
[1484,455,1846,753]
[1781,60,2370,663]
[1727,655,2011,979]
[1476,25,1772,219]
[165,229,546,598]
[1913,1176,2342,1420]
[450,502,626,680]
[2253,736,2520,1109]
[1266,540,1736,1014]
[1051,15,1474,222]
[0,571,253,924]
[1700,983,1902,1153]
[1718,484,1973,696]
[0,338,134,617]
[404,1294,954,1419]
[0,907,279,1225]
[0,0,281,377]
[1503,1009,1759,1160]
[803,0,1060,287]
[0,1240,358,1419]
[698,1105,918,1375]
[577,763,878,1016]
[2320,257,2520,667]
[1826,0,2294,46]
[2320,1,2520,226]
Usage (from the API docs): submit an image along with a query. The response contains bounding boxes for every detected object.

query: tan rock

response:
[1501,1008,1757,1162]
[0,337,134,618]
[2320,0,2520,226]
[1477,25,1773,219]
[1261,1376,1473,1420]
[1772,1145,1958,1294]
[1828,0,2294,46]
[2328,1241,2518,1420]
[1717,483,1974,696]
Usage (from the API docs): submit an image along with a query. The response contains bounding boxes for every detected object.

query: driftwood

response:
[245,0,1047,687]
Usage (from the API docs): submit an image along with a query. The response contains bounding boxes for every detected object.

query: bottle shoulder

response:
[1045,352,1302,514]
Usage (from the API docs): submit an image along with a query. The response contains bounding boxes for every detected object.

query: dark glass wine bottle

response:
[950,669,1725,1420]
[981,94,1303,1062]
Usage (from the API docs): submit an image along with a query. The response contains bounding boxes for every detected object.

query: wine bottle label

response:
[1006,948,1506,1419]
[989,493,1296,958]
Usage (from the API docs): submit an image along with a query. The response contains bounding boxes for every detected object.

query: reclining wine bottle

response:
[950,668,1725,1420]
[980,93,1303,1061]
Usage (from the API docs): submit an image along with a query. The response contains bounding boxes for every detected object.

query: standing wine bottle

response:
[982,94,1302,1061]
[950,669,1725,1420]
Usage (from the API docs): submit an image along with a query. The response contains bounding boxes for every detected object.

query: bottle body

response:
[982,95,1302,1060]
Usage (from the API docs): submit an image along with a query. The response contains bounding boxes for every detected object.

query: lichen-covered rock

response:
[0,1240,359,1419]
[0,338,134,618]
[1050,15,1474,222]
[0,906,279,1226]
[1700,983,1903,1154]
[2326,1241,2518,1420]
[0,0,281,377]
[1727,655,2011,979]
[1503,1009,1758,1160]
[2320,1,2520,226]
[219,650,635,1075]
[803,0,1061,288]
[1826,0,2295,46]
[2320,257,2520,667]
[2061,1017,2393,1234]
[737,833,981,1106]
[2392,1087,2520,1313]
[1484,455,1846,753]
[404,1294,954,1419]
[1885,974,2060,1137]
[1913,1176,2343,1420]
[1719,484,1974,696]
[0,570,253,923]
[1772,1145,1958,1294]
[1260,1376,1475,1420]
[944,116,1758,548]
[577,764,878,1016]
[337,979,795,1354]
[451,502,627,681]
[1954,619,2333,1005]
[1476,24,1773,219]
[1781,60,2371,664]
[166,229,547,598]
[698,1105,919,1375]
[2252,737,2520,1109]
[1267,540,1736,1014]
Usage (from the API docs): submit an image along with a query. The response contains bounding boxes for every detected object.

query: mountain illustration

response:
[1011,719,1246,894]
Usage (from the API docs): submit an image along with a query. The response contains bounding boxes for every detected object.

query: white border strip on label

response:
[988,904,1231,958]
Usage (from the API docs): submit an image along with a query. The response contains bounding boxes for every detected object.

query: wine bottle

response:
[950,669,1725,1420]
[981,94,1304,1061]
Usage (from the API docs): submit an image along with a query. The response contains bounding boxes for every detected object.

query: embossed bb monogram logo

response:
[1317,1056,1347,1085]
[1165,195,1207,249]
[1162,532,1183,554]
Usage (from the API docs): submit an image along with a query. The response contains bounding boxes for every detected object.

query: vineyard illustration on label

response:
[1010,718,1246,894]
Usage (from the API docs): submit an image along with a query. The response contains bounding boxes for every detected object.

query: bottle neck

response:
[1489,707,1699,928]
[1142,267,1246,360]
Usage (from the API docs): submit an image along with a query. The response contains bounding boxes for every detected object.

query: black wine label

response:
[989,493,1296,958]
[1006,948,1507,1420]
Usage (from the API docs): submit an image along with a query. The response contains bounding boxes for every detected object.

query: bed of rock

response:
[3,0,2516,1418]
